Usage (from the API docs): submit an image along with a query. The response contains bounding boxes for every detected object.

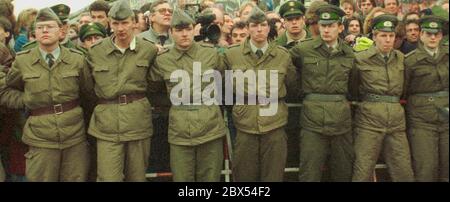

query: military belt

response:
[30,99,80,116]
[98,93,146,105]
[363,93,400,103]
[413,91,449,102]
[236,97,285,105]
[303,94,347,102]
[172,105,204,111]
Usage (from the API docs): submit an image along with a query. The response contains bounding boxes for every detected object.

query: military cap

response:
[315,4,345,25]
[419,15,447,34]
[371,14,398,32]
[279,1,306,18]
[79,22,107,42]
[35,7,62,25]
[108,0,134,21]
[50,4,70,22]
[247,6,267,24]
[170,9,195,28]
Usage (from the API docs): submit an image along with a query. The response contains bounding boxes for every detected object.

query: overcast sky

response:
[13,0,94,15]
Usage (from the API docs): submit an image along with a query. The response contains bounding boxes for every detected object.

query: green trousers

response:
[352,127,414,182]
[298,129,354,182]
[232,128,287,182]
[170,137,223,182]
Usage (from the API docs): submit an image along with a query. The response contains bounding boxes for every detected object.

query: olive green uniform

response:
[0,46,93,182]
[149,42,226,182]
[87,36,158,182]
[290,37,356,182]
[223,39,295,182]
[352,46,414,182]
[404,44,449,182]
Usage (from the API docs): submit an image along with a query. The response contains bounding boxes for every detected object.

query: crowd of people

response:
[0,0,448,182]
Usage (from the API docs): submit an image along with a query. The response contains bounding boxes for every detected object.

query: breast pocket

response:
[302,57,319,76]
[60,70,80,94]
[23,72,47,94]
[336,62,352,81]
[359,66,384,87]
[93,66,110,89]
[134,61,150,86]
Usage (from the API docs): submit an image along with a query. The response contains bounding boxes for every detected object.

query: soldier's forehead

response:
[35,21,59,26]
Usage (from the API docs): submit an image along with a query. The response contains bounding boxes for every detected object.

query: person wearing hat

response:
[275,0,310,49]
[0,7,94,182]
[304,0,328,38]
[290,4,356,182]
[148,9,226,182]
[223,6,296,182]
[352,14,414,182]
[22,4,76,51]
[404,15,449,182]
[76,22,107,54]
[86,0,158,182]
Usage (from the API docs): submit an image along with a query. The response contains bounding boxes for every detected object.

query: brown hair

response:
[89,0,110,15]
[14,8,38,36]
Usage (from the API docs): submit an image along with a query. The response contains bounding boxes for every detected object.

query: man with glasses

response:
[138,0,174,52]
[0,8,93,182]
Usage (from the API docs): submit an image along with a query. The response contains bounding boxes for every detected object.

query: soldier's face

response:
[285,16,305,35]
[248,21,270,44]
[405,23,420,43]
[319,23,344,44]
[373,31,396,53]
[231,28,248,44]
[151,3,173,28]
[171,24,194,50]
[83,35,104,48]
[420,31,443,49]
[91,11,109,28]
[35,21,61,46]
[360,0,373,15]
[110,17,136,42]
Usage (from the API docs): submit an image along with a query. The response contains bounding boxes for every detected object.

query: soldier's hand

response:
[156,44,166,53]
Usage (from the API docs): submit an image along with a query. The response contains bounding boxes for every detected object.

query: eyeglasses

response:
[155,8,173,15]
[35,24,59,32]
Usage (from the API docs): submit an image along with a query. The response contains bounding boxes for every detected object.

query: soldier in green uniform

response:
[149,9,227,182]
[404,15,449,182]
[223,6,296,182]
[76,22,107,55]
[290,5,356,182]
[0,8,93,182]
[352,14,414,182]
[22,4,76,51]
[275,1,310,49]
[86,0,158,182]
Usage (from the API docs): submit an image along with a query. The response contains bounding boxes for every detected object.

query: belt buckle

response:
[54,104,63,115]
[428,97,434,102]
[119,95,128,105]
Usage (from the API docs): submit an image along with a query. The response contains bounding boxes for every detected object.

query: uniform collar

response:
[38,46,61,62]
[286,29,307,44]
[33,46,71,66]
[173,42,198,60]
[249,39,269,54]
[107,36,138,54]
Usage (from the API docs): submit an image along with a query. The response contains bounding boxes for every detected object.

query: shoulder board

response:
[16,49,31,56]
[300,38,313,42]
[90,39,104,49]
[276,45,289,53]
[21,41,37,50]
[227,43,240,49]
[199,43,214,48]
[157,48,170,55]
[69,48,84,56]
[141,37,155,44]
[404,50,416,58]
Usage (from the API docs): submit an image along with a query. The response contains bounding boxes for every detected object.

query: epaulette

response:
[300,38,313,42]
[199,43,214,48]
[15,49,31,56]
[157,48,169,55]
[142,37,155,44]
[227,43,240,49]
[276,45,289,53]
[90,39,104,49]
[69,48,84,56]
[405,50,416,58]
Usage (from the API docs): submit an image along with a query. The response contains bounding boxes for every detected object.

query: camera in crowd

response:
[194,11,221,44]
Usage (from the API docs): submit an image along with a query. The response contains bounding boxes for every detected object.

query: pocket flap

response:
[303,57,317,64]
[23,72,41,79]
[62,71,79,78]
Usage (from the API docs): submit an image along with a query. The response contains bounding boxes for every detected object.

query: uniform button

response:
[428,97,434,102]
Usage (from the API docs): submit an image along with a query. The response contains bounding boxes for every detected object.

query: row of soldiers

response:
[0,0,448,182]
